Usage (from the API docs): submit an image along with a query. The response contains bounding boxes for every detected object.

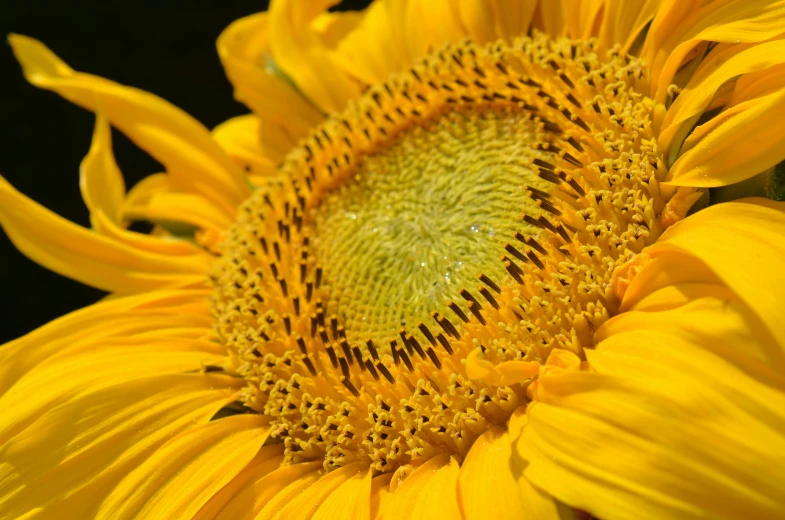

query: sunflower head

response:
[211,34,670,473]
[2,1,785,519]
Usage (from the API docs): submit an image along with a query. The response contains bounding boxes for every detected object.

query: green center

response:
[312,108,552,344]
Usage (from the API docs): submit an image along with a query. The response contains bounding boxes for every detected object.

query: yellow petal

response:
[96,414,269,520]
[333,0,516,88]
[626,282,740,313]
[312,467,372,520]
[666,87,785,187]
[0,176,211,293]
[521,317,785,520]
[619,248,722,312]
[213,115,278,182]
[380,454,461,520]
[458,423,569,520]
[643,0,785,103]
[597,0,661,53]
[9,34,248,214]
[465,347,540,386]
[123,190,235,232]
[117,171,232,234]
[0,289,212,397]
[212,461,322,520]
[600,296,785,389]
[269,0,362,114]
[0,336,225,446]
[216,12,323,139]
[643,199,785,353]
[81,113,218,255]
[415,1,466,50]
[192,444,285,520]
[271,462,369,520]
[370,473,393,520]
[90,210,211,256]
[659,39,785,160]
[331,0,419,85]
[457,1,538,44]
[534,1,565,36]
[561,0,605,40]
[80,112,125,225]
[254,462,326,520]
[0,373,240,519]
[311,10,365,49]
[123,172,170,209]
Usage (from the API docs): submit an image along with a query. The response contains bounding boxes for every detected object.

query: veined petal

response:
[666,87,785,187]
[90,210,209,256]
[599,297,785,389]
[202,460,322,520]
[0,373,240,519]
[520,321,785,520]
[370,473,393,520]
[216,13,323,141]
[96,414,269,520]
[269,0,362,114]
[213,115,278,183]
[643,199,785,353]
[465,347,540,386]
[118,172,232,234]
[0,289,210,395]
[597,0,661,53]
[534,1,566,36]
[0,176,211,293]
[618,250,723,311]
[312,467,372,520]
[253,462,325,519]
[458,423,569,520]
[267,462,369,520]
[81,113,230,249]
[561,0,605,40]
[626,282,739,313]
[332,0,423,85]
[659,39,785,159]
[80,113,125,225]
[123,191,234,232]
[9,34,249,214]
[192,445,285,520]
[379,454,461,519]
[0,310,213,398]
[0,337,225,446]
[642,0,785,103]
[457,1,538,44]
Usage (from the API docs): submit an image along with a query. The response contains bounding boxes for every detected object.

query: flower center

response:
[212,34,668,473]
[313,108,553,345]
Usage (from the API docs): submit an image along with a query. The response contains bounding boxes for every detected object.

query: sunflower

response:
[2,0,785,518]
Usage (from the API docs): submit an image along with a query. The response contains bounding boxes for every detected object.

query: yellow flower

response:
[2,1,785,519]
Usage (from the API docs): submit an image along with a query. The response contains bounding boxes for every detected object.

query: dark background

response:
[0,0,369,343]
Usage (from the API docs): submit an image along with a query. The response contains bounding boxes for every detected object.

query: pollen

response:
[212,34,670,473]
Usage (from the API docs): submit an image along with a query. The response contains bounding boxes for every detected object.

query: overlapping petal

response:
[458,419,572,520]
[0,289,212,396]
[518,199,785,520]
[379,454,461,519]
[10,34,249,215]
[0,176,212,293]
[96,414,269,520]
[268,0,363,114]
[0,373,241,519]
[3,1,785,519]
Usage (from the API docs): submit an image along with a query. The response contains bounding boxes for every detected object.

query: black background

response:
[1,0,370,343]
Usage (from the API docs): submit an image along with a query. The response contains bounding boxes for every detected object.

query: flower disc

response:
[213,34,667,472]
[312,108,553,345]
